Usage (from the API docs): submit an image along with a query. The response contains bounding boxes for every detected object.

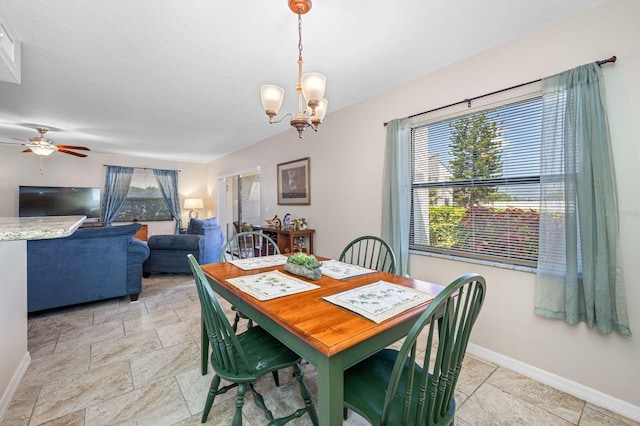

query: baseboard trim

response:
[0,351,31,422]
[466,343,640,422]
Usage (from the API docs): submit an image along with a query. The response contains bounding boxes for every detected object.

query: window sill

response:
[409,249,537,274]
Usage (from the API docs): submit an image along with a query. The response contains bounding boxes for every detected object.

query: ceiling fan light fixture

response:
[28,128,57,155]
[14,127,90,158]
[29,144,57,156]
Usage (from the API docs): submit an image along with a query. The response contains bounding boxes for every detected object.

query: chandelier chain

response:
[297,11,303,63]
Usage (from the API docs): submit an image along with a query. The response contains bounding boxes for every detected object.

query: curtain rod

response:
[384,55,617,126]
[103,164,182,172]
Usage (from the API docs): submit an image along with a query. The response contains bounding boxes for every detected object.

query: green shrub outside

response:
[428,206,467,247]
[428,205,540,261]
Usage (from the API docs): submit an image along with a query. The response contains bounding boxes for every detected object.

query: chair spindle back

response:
[188,254,254,376]
[382,273,485,425]
[220,231,280,262]
[339,236,397,274]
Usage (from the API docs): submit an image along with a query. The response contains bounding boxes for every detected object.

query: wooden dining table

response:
[200,258,444,426]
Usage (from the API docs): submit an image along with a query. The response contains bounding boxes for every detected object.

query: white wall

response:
[0,240,29,417]
[0,148,208,235]
[206,0,640,413]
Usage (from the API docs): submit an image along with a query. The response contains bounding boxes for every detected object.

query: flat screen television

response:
[19,186,101,219]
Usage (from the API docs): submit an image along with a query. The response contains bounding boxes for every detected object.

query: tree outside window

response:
[448,112,503,207]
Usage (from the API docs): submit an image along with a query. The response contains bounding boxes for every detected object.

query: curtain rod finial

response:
[597,55,617,66]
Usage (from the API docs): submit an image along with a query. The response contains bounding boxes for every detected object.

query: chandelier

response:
[260,0,328,138]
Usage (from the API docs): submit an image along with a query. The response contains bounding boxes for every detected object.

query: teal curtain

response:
[102,165,134,225]
[381,118,411,276]
[535,63,631,336]
[153,169,182,234]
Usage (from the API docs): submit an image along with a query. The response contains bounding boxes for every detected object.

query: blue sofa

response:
[143,218,225,276]
[27,223,150,312]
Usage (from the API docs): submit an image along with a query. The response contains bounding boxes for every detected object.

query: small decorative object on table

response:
[265,215,282,229]
[283,213,291,229]
[284,253,321,280]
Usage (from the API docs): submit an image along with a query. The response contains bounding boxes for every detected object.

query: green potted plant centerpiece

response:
[284,252,322,280]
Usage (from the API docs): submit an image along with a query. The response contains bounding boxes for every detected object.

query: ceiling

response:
[0,0,607,163]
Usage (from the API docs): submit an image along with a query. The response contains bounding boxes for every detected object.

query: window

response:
[410,95,542,267]
[116,169,172,221]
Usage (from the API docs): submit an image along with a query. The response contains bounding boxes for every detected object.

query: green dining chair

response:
[199,231,282,384]
[343,273,486,425]
[339,235,397,274]
[187,254,319,426]
[220,231,280,263]
[220,231,281,329]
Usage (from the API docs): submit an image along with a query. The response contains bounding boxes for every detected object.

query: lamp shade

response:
[309,97,328,120]
[301,72,326,102]
[184,198,204,209]
[260,85,285,115]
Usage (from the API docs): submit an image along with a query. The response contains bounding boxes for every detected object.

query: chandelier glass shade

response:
[260,0,328,138]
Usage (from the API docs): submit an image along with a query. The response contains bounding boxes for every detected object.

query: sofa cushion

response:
[70,223,140,239]
[186,217,219,235]
[148,234,202,251]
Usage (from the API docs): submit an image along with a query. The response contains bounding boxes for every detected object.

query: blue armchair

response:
[143,218,225,276]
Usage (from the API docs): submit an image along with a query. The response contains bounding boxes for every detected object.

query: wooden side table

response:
[252,226,314,254]
[133,224,148,241]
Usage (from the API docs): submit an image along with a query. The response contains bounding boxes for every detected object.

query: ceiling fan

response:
[1,127,91,157]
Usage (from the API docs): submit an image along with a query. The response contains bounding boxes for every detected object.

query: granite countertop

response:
[0,216,86,241]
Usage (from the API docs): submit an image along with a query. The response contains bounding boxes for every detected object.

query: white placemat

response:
[228,254,288,270]
[323,281,434,323]
[226,270,320,301]
[320,259,376,280]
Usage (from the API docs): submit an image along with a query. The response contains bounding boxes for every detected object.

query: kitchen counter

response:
[0,215,85,418]
[0,215,85,241]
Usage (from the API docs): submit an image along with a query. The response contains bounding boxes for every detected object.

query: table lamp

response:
[184,198,204,219]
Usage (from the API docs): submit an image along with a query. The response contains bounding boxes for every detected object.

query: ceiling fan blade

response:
[56,145,90,151]
[58,149,88,158]
[22,148,33,153]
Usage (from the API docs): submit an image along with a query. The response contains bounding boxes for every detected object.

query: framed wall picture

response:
[277,157,310,205]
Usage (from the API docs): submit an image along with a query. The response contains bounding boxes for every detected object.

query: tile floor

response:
[2,274,638,425]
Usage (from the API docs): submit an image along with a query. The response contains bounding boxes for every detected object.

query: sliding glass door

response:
[219,169,261,239]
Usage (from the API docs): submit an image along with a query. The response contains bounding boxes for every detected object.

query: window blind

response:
[410,96,543,267]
